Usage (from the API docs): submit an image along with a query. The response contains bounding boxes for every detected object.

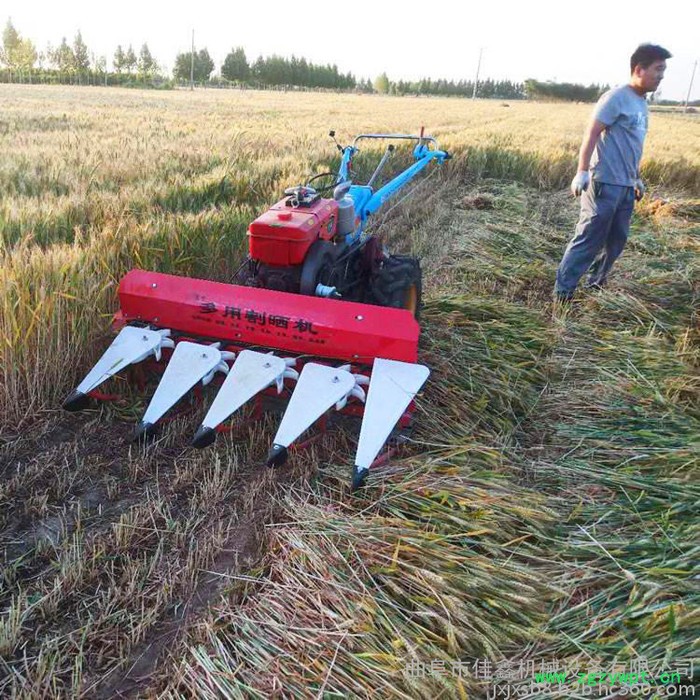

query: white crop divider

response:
[352,358,430,489]
[192,350,298,448]
[63,326,175,411]
[267,362,358,466]
[134,341,234,440]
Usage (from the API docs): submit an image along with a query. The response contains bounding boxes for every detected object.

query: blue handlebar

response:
[334,134,449,244]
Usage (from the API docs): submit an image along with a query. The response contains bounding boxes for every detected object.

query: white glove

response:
[570,171,590,197]
[634,178,645,202]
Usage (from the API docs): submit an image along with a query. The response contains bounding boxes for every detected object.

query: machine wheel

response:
[300,241,338,295]
[368,254,422,319]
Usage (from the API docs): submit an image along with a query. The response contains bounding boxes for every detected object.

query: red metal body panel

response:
[118,269,419,364]
[248,198,338,265]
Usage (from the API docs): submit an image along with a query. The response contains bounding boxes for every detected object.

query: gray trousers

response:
[555,181,635,297]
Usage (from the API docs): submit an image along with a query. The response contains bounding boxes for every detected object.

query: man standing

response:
[554,44,671,301]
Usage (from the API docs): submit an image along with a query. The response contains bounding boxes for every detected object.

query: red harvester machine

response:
[63,131,450,489]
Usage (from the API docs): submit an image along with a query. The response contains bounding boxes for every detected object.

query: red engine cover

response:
[248,198,338,266]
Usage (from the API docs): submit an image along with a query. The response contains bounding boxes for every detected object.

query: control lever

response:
[329,130,343,153]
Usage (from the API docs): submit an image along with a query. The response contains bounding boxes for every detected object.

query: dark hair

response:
[630,44,672,74]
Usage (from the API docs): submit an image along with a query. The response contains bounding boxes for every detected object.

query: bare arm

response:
[576,119,607,172]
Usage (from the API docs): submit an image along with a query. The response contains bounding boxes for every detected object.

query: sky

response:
[4,0,699,101]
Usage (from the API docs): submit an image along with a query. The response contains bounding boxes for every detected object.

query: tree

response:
[52,37,74,74]
[138,43,157,77]
[173,48,214,82]
[15,36,36,73]
[0,19,18,63]
[173,52,190,81]
[357,77,374,93]
[124,44,137,74]
[113,45,125,74]
[221,47,249,82]
[1,19,37,72]
[0,19,19,68]
[374,72,389,94]
[196,49,214,81]
[72,30,90,72]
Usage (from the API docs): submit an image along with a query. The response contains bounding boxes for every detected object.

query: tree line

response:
[0,20,158,84]
[0,18,619,102]
[523,79,609,102]
[372,72,525,99]
[170,48,357,90]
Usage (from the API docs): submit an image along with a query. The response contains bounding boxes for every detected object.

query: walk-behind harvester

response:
[63,131,450,489]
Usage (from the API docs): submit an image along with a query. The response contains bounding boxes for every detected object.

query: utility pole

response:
[190,29,195,90]
[472,48,483,100]
[684,60,697,112]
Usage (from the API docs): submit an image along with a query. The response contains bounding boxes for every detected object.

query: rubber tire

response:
[300,241,338,295]
[368,254,422,319]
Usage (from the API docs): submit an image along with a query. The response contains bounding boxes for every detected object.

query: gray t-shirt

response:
[589,85,648,187]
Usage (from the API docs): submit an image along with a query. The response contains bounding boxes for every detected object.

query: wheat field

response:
[0,84,698,698]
